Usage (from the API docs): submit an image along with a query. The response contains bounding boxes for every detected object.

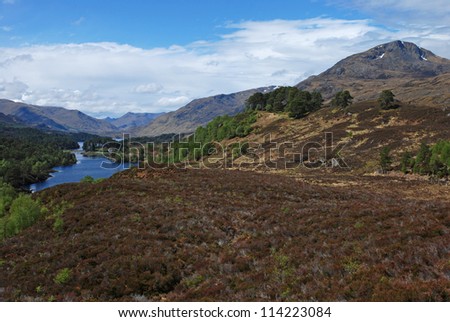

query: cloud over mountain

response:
[0,17,449,117]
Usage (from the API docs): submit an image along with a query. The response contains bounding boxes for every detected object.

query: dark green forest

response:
[146,111,258,164]
[245,86,323,118]
[0,125,80,188]
[0,125,114,240]
[98,112,258,165]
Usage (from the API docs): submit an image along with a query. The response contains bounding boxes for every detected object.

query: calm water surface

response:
[29,143,127,192]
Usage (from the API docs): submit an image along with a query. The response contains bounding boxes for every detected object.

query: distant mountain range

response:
[0,99,118,135]
[1,41,449,137]
[104,112,165,132]
[0,100,164,136]
[0,88,274,136]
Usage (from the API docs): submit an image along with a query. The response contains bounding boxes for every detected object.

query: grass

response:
[54,268,72,285]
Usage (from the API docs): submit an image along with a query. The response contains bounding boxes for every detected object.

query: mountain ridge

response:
[136,40,450,136]
[1,41,449,137]
[136,87,275,136]
[0,99,118,136]
[320,40,449,79]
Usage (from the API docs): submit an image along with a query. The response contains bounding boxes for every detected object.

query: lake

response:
[29,143,129,192]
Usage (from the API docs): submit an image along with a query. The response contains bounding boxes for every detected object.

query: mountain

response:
[0,99,117,135]
[296,40,450,106]
[105,112,164,132]
[136,41,449,137]
[0,112,25,127]
[136,87,275,136]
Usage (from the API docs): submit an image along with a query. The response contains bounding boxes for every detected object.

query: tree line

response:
[245,87,323,118]
[380,141,450,178]
[149,111,258,164]
[108,111,258,166]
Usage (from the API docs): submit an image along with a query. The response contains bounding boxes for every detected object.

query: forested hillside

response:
[0,125,79,188]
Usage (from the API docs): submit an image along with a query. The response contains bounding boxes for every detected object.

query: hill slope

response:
[0,112,25,127]
[136,87,274,136]
[217,101,450,173]
[296,41,450,106]
[0,167,448,301]
[0,99,118,135]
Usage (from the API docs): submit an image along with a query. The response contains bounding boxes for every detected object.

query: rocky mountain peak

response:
[295,41,450,106]
[369,40,432,61]
[321,40,449,80]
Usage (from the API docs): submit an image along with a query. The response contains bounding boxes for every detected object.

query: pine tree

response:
[413,143,432,175]
[379,146,392,173]
[400,151,413,174]
[331,90,353,108]
[378,90,396,110]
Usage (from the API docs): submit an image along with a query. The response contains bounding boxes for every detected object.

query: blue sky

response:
[0,0,449,117]
[0,0,366,47]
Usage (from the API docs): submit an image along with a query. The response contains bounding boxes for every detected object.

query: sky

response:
[0,0,449,118]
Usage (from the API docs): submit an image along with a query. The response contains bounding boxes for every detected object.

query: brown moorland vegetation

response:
[0,167,449,301]
[223,101,450,172]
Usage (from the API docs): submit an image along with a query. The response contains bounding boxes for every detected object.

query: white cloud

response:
[334,1,450,52]
[326,1,450,56]
[1,26,12,32]
[157,96,190,107]
[72,17,85,26]
[2,0,16,4]
[135,83,163,94]
[0,54,32,67]
[0,17,448,117]
[0,79,29,100]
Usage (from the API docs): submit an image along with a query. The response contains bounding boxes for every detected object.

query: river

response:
[29,143,129,192]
